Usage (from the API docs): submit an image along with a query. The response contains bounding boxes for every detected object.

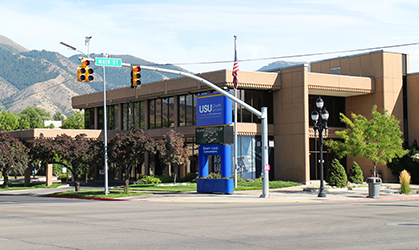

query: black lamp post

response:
[311,97,329,198]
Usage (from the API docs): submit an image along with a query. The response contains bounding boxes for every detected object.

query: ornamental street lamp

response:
[311,97,329,197]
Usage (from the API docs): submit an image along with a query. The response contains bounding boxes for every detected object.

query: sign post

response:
[95,57,122,195]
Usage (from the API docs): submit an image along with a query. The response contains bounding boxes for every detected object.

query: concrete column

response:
[46,164,53,186]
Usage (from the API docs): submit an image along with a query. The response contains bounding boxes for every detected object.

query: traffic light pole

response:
[120,63,270,198]
[103,66,109,195]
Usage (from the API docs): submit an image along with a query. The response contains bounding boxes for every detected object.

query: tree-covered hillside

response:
[0,48,60,90]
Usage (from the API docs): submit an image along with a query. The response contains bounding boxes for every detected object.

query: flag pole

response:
[233,35,238,188]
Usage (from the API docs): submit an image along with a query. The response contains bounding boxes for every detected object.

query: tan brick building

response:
[71,50,418,184]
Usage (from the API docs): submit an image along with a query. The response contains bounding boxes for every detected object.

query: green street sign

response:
[95,58,122,67]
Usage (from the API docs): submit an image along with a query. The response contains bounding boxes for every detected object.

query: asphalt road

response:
[1,193,419,250]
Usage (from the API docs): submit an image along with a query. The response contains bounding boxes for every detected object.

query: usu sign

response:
[196,92,232,127]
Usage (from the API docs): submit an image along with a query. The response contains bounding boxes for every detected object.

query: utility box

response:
[367,177,382,198]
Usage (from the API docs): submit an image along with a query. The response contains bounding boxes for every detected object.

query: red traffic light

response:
[83,60,90,66]
[133,66,140,72]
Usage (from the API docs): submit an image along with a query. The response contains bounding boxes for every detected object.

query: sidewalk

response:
[128,182,419,203]
[2,181,419,203]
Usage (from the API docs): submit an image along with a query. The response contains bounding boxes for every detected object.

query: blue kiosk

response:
[196,92,234,194]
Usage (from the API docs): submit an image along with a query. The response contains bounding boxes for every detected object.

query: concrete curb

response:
[45,194,129,201]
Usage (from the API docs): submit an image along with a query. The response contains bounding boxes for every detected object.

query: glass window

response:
[186,94,193,126]
[162,98,168,128]
[149,99,156,129]
[97,107,104,130]
[234,90,274,124]
[193,94,198,125]
[155,99,162,128]
[84,108,95,129]
[107,105,119,130]
[309,95,345,128]
[242,91,252,122]
[134,101,140,129]
[179,95,186,126]
[139,101,145,129]
[233,136,256,181]
[168,97,175,127]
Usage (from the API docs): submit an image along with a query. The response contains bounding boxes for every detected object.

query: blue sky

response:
[1,0,419,73]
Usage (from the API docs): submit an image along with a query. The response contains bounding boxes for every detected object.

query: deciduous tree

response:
[30,134,92,191]
[158,130,189,179]
[0,129,28,188]
[61,111,84,129]
[325,105,408,177]
[108,127,156,192]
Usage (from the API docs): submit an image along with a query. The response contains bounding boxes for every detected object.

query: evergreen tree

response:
[348,161,364,184]
[326,159,348,188]
[52,111,65,121]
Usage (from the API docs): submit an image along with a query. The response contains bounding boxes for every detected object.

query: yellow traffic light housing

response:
[77,58,94,82]
[85,67,94,82]
[131,66,141,88]
[77,66,86,82]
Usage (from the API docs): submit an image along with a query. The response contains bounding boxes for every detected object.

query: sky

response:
[1,0,419,73]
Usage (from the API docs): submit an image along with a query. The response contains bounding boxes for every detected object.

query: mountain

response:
[0,35,28,53]
[0,35,190,117]
[257,60,306,72]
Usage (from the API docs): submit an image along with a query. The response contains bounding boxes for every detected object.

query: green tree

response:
[158,130,189,179]
[0,110,20,131]
[326,159,348,187]
[348,161,364,184]
[18,107,51,129]
[325,105,408,177]
[0,129,28,188]
[61,111,84,129]
[52,111,65,121]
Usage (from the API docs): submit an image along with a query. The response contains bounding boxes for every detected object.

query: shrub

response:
[348,161,364,184]
[157,175,174,183]
[326,159,348,188]
[181,172,198,183]
[235,174,245,183]
[136,175,161,185]
[388,140,419,184]
[208,172,221,179]
[58,174,68,182]
[399,170,412,194]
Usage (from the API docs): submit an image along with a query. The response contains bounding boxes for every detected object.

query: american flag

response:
[233,49,239,89]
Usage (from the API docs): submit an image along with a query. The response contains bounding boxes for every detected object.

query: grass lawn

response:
[1,179,301,199]
[126,179,301,192]
[0,183,63,191]
[49,190,152,199]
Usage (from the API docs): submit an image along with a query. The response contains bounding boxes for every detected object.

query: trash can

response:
[367,177,382,198]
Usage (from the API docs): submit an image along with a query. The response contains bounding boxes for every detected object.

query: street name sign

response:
[95,58,122,67]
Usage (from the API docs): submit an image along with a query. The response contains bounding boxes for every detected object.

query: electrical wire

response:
[4,42,419,107]
[165,41,419,66]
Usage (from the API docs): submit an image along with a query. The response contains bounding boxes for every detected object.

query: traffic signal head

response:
[77,66,86,82]
[131,66,141,88]
[85,67,94,82]
[77,58,94,82]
